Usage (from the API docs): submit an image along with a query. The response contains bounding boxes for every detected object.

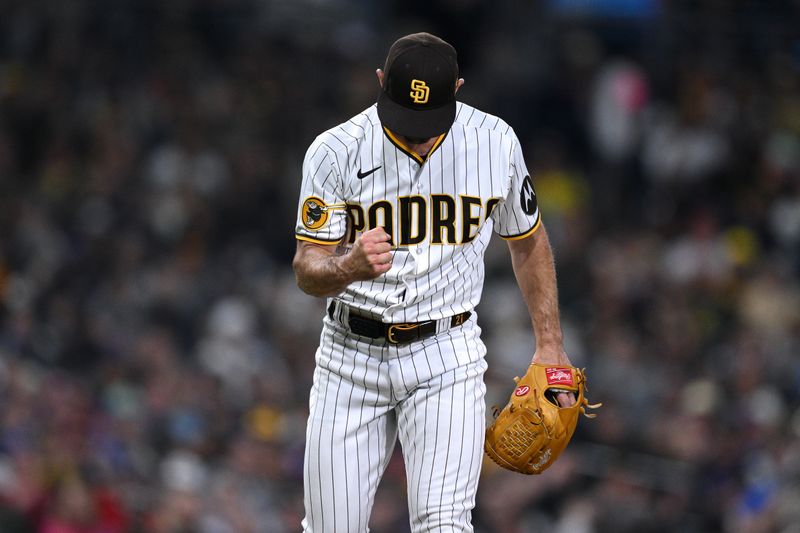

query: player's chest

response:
[341,149,510,247]
[344,142,509,199]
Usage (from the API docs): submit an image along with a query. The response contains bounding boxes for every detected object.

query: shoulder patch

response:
[520,175,537,216]
[301,197,331,230]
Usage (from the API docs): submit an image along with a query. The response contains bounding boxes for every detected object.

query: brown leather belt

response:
[328,302,471,345]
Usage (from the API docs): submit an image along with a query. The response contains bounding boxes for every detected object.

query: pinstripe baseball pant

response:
[302,314,488,533]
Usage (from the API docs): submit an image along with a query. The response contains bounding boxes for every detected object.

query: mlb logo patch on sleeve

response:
[545,367,574,386]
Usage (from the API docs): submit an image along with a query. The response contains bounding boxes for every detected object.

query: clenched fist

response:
[342,227,394,280]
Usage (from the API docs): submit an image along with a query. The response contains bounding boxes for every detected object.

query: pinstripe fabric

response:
[302,315,487,533]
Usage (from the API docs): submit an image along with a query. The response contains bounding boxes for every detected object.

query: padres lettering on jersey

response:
[343,195,503,246]
[295,103,540,322]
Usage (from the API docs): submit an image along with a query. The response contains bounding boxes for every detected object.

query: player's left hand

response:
[485,364,600,475]
[531,347,576,407]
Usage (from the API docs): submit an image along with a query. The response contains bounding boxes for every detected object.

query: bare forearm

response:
[293,245,353,297]
[293,228,393,298]
[508,226,565,354]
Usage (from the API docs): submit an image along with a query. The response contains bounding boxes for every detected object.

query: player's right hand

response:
[343,227,393,280]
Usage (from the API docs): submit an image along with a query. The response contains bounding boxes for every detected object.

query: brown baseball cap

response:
[377,32,459,139]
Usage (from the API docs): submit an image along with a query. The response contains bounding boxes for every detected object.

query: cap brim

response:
[377,91,456,139]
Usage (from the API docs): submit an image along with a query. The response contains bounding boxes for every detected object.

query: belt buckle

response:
[387,323,418,344]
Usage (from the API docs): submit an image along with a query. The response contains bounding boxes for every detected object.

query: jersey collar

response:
[383,127,447,165]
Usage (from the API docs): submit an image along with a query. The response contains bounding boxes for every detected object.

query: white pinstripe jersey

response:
[295,102,540,323]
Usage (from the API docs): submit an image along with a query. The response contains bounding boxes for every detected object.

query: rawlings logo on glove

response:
[484,363,600,475]
[545,367,573,386]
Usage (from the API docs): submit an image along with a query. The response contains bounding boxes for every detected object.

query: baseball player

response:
[293,32,574,532]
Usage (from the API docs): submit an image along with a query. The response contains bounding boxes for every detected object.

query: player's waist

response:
[327,300,471,345]
[339,268,484,316]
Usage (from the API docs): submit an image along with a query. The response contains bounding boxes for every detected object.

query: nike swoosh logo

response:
[356,166,382,179]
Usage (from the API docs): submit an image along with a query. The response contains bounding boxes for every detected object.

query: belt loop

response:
[328,300,349,326]
[328,300,347,325]
[338,301,349,325]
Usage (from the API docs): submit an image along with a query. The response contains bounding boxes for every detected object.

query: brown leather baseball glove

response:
[484,363,600,475]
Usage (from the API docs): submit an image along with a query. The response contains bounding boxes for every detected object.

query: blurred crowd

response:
[1,1,799,532]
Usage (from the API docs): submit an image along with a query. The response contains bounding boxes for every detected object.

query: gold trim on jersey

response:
[383,127,447,164]
[295,233,344,245]
[344,195,516,246]
[430,194,457,245]
[500,215,542,241]
[345,203,366,244]
[459,194,482,244]
[367,200,395,246]
[398,195,427,246]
